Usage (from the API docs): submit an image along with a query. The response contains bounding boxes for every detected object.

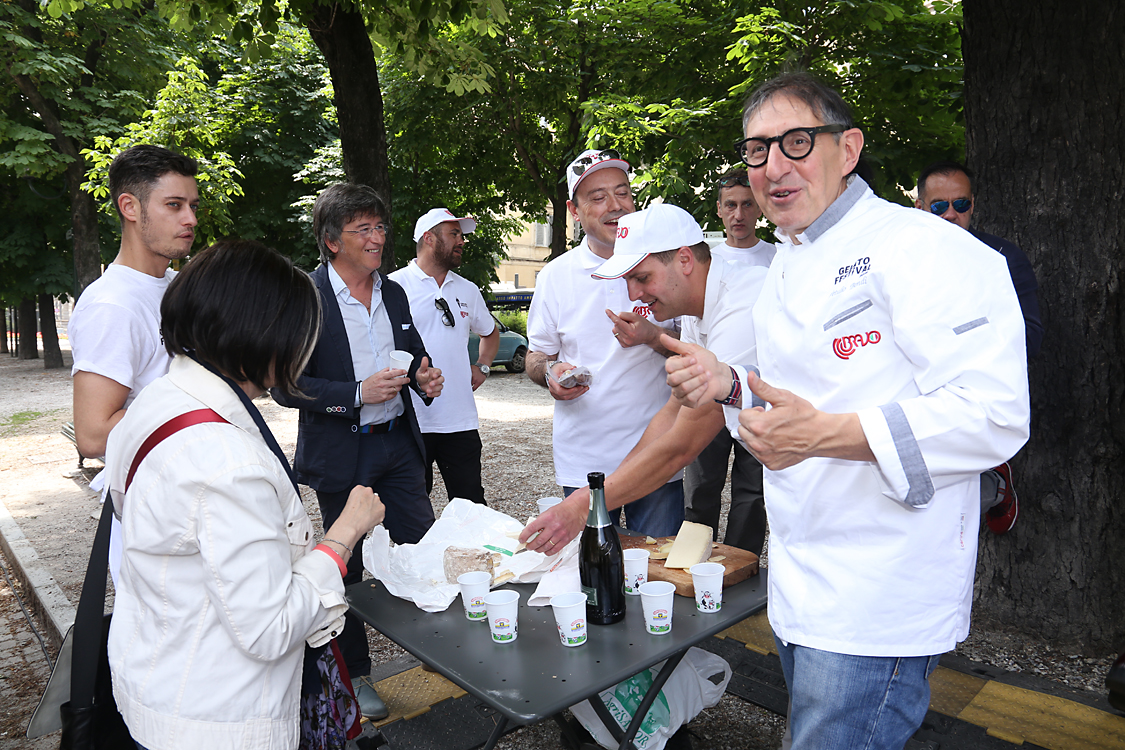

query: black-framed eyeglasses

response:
[343,224,388,240]
[735,125,846,168]
[718,173,750,189]
[571,149,621,176]
[435,297,456,327]
[928,198,972,215]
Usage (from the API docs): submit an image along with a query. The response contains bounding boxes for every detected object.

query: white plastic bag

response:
[362,498,568,612]
[570,647,731,750]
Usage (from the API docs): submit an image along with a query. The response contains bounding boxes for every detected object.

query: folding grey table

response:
[345,570,768,750]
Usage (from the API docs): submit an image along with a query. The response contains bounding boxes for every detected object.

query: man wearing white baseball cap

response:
[523,149,684,546]
[389,208,498,504]
[522,203,768,551]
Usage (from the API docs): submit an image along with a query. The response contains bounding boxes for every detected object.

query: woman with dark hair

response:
[103,239,384,750]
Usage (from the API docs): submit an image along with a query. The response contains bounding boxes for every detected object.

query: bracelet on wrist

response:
[322,537,354,555]
[715,365,742,406]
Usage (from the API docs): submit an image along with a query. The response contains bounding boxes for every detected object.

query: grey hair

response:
[312,183,389,265]
[741,72,855,135]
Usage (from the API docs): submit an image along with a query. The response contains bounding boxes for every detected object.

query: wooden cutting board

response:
[619,535,759,597]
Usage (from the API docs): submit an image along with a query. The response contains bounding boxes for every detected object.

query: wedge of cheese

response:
[663,521,714,569]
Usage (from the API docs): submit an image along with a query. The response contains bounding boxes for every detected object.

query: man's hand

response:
[416,357,444,398]
[606,309,661,349]
[361,367,407,404]
[738,370,874,470]
[470,364,487,391]
[662,335,732,408]
[520,492,588,553]
[546,361,589,401]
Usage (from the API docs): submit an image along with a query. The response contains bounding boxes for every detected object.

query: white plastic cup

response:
[639,581,675,635]
[550,592,588,647]
[389,350,413,376]
[457,570,491,622]
[689,562,725,613]
[623,549,650,595]
[537,497,564,515]
[483,589,520,644]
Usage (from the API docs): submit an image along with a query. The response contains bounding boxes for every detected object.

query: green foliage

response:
[727,0,965,203]
[0,170,75,304]
[494,309,526,337]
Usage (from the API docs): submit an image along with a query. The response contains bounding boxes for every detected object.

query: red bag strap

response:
[124,408,229,492]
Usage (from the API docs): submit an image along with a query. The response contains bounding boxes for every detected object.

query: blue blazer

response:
[273,263,432,494]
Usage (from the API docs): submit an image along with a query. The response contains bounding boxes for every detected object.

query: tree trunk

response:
[549,186,571,259]
[963,1,1125,653]
[0,307,8,354]
[39,294,63,369]
[305,3,396,273]
[17,297,38,360]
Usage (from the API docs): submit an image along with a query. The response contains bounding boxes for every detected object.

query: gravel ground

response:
[0,347,1119,749]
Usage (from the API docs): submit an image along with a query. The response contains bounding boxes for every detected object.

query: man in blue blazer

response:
[274,183,444,718]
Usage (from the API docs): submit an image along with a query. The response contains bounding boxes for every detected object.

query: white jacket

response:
[104,356,348,750]
[731,178,1029,657]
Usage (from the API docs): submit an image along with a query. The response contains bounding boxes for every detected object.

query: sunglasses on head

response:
[718,173,750,189]
[929,198,972,215]
[435,297,455,327]
[571,149,621,176]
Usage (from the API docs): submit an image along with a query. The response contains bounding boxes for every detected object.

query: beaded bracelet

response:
[322,537,353,555]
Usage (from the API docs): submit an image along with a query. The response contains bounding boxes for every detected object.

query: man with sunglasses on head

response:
[389,209,498,505]
[523,149,685,547]
[664,73,1029,749]
[916,161,1042,535]
[273,183,444,720]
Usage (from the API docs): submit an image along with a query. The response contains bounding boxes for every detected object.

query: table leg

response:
[588,695,627,745]
[480,714,509,750]
[616,649,688,750]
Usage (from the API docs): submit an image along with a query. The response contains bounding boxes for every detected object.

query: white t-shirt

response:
[389,260,495,433]
[680,258,768,369]
[711,239,776,269]
[528,239,679,488]
[68,262,177,581]
[69,264,176,406]
[735,178,1029,657]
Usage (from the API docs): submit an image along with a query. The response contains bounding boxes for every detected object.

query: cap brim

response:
[570,159,631,199]
[591,252,649,280]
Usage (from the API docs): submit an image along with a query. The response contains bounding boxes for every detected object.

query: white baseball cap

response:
[413,208,477,242]
[566,149,631,200]
[592,203,704,280]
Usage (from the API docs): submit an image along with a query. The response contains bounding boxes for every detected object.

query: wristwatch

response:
[475,363,490,376]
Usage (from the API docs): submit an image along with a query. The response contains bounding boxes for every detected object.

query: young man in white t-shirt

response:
[69,145,200,460]
[682,166,777,555]
[520,150,684,551]
[389,208,498,504]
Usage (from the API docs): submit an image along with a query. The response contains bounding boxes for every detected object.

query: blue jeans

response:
[563,479,684,538]
[774,635,940,750]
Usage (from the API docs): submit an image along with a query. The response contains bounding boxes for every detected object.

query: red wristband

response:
[315,544,348,578]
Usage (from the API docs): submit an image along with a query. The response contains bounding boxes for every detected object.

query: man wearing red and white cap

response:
[522,203,767,550]
[523,149,684,549]
[389,209,498,504]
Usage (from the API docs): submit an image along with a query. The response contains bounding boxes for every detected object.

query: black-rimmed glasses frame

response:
[435,297,456,327]
[735,125,846,168]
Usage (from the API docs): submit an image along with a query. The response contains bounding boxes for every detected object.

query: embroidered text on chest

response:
[835,256,870,285]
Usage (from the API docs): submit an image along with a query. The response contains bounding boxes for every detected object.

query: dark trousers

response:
[422,429,487,505]
[316,426,435,678]
[683,429,766,556]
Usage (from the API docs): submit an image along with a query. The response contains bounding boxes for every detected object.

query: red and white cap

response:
[566,149,631,200]
[592,203,704,280]
[413,208,477,242]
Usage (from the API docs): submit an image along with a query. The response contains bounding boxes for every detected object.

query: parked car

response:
[469,315,528,373]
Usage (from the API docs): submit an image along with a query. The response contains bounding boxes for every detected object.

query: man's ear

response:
[841,128,865,176]
[118,192,141,224]
[914,197,925,210]
[567,199,579,223]
[678,246,695,275]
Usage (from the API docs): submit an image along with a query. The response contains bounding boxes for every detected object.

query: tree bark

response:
[0,307,8,354]
[10,0,103,297]
[39,294,63,369]
[17,297,38,360]
[305,2,396,273]
[963,1,1125,653]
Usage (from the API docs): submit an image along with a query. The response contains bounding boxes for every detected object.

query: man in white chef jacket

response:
[665,72,1030,749]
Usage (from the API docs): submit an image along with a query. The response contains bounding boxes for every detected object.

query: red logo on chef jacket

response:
[833,330,882,359]
[632,303,653,319]
[616,226,629,239]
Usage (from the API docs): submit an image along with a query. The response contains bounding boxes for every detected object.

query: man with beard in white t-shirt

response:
[682,166,777,555]
[68,144,199,574]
